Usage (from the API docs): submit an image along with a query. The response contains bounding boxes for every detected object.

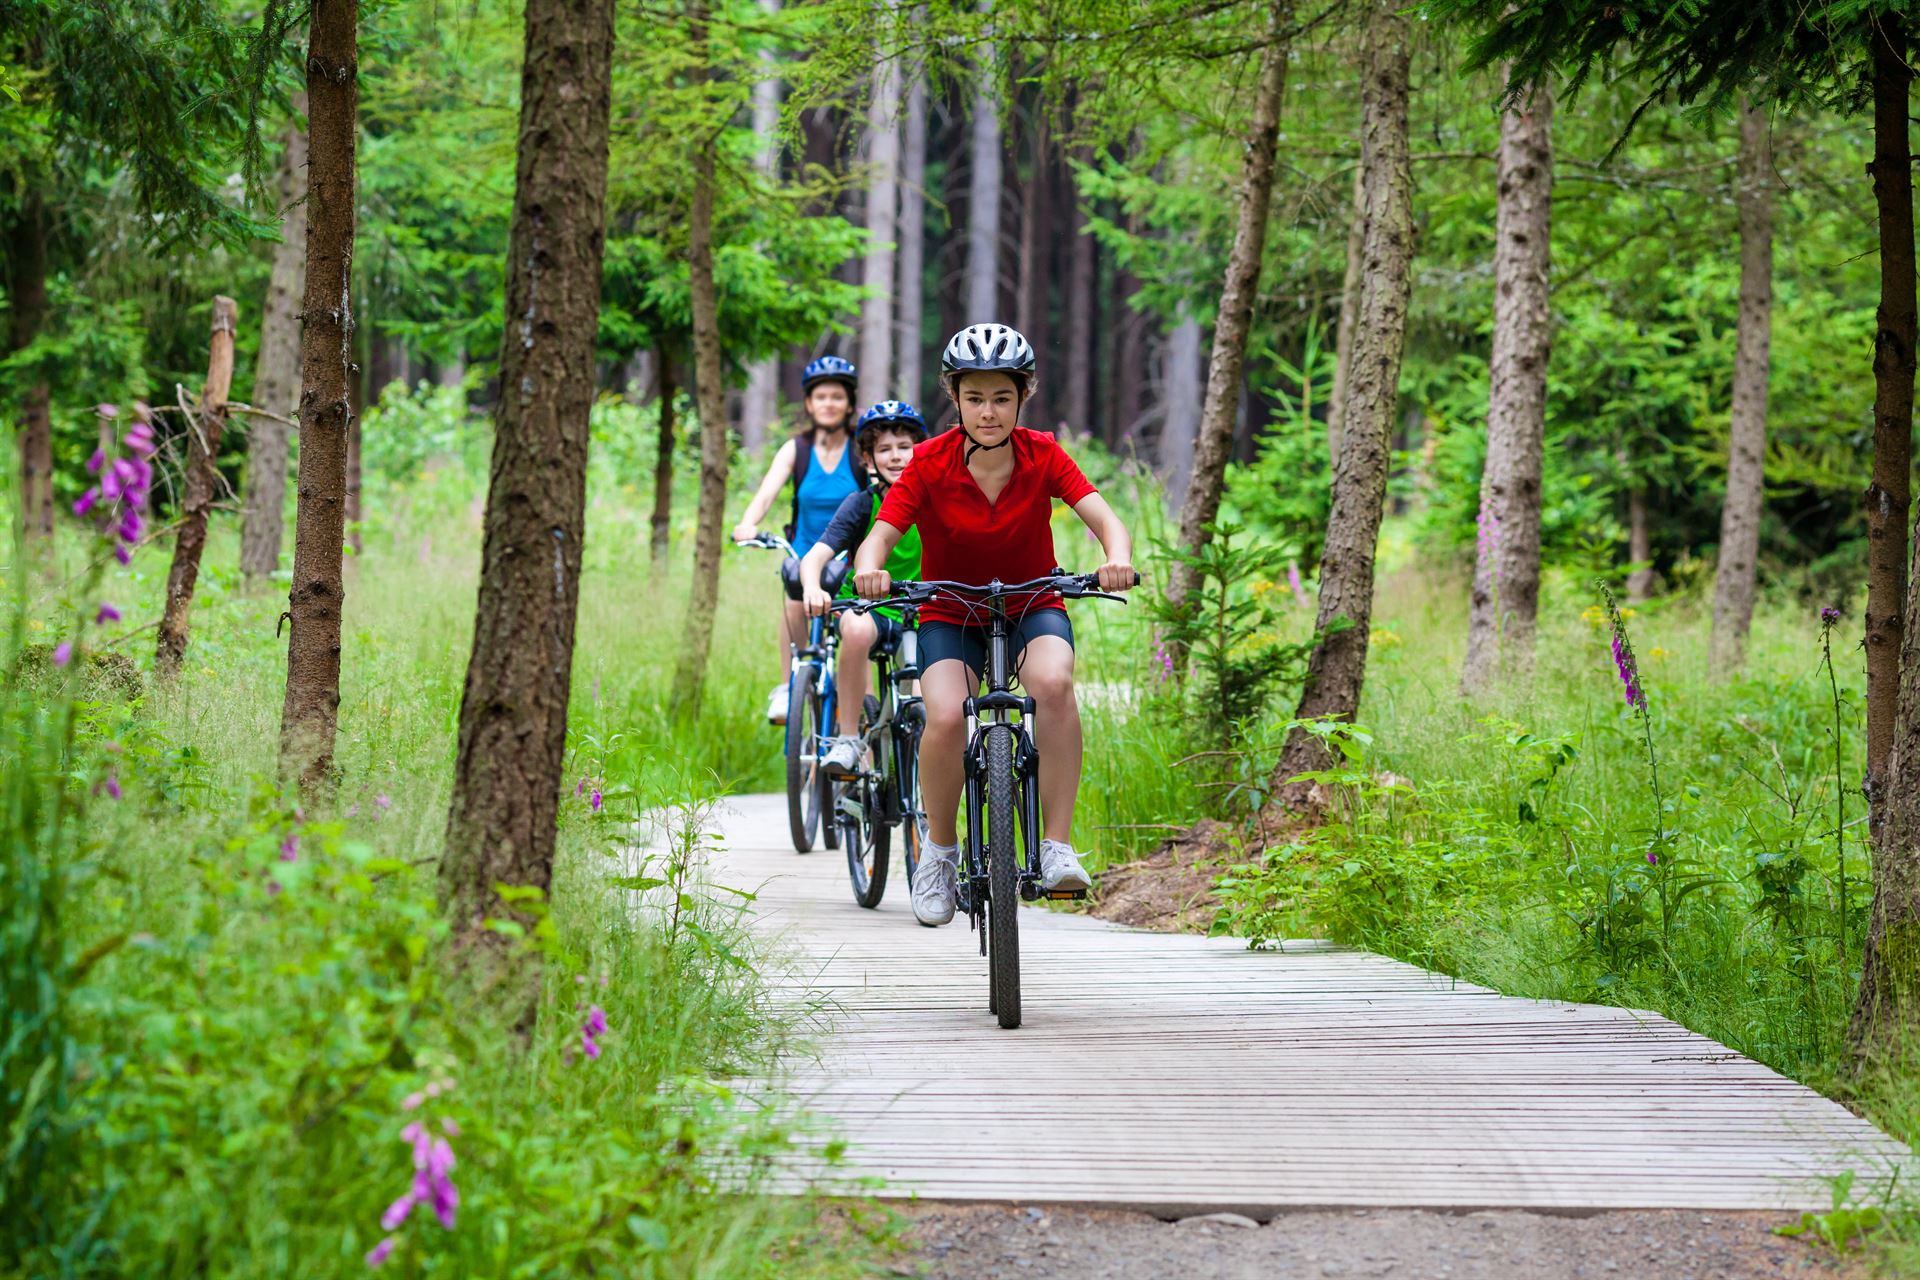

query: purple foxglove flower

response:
[111,457,138,487]
[590,789,603,813]
[119,510,143,543]
[95,603,120,624]
[1646,851,1658,865]
[104,774,122,800]
[427,1139,457,1228]
[380,1192,416,1231]
[441,1117,459,1137]
[73,488,98,516]
[575,777,586,796]
[401,1091,425,1112]
[582,1029,602,1060]
[365,1236,397,1268]
[585,1005,608,1036]
[114,544,132,566]
[1287,561,1306,604]
[280,834,298,861]
[100,470,124,502]
[375,794,391,813]
[53,642,72,667]
[86,448,106,475]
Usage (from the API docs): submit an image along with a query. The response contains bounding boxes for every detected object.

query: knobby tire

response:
[985,724,1021,1029]
[785,664,820,853]
[846,775,891,908]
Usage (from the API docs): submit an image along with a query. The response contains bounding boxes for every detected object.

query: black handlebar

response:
[841,569,1139,616]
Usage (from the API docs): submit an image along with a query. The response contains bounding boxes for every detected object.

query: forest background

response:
[5,0,1920,1274]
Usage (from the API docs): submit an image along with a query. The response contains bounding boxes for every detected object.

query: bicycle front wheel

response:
[897,719,923,888]
[784,665,821,853]
[843,776,891,909]
[984,724,1021,1029]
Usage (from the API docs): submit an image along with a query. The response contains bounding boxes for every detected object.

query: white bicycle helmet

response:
[941,323,1036,384]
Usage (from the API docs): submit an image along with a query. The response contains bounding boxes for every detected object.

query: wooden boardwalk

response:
[700,794,1907,1215]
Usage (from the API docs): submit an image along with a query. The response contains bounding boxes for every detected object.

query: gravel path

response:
[894,1203,1869,1279]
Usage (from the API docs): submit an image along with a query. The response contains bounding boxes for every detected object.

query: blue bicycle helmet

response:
[801,354,858,394]
[855,399,928,441]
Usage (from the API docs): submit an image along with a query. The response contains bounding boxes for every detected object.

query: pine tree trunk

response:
[859,52,901,393]
[1850,10,1919,1072]
[672,3,732,716]
[1159,314,1203,502]
[650,354,675,565]
[279,0,359,794]
[345,407,363,555]
[1268,0,1412,809]
[1164,0,1294,641]
[6,190,52,542]
[1064,145,1096,435]
[1327,162,1364,460]
[741,0,783,452]
[897,59,927,408]
[241,104,309,587]
[156,297,239,677]
[442,0,613,946]
[1626,482,1653,601]
[1709,98,1775,680]
[1460,77,1554,696]
[965,37,1002,324]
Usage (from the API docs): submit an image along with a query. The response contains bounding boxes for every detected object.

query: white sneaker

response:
[912,844,959,927]
[1039,839,1091,892]
[766,683,789,725]
[821,736,862,777]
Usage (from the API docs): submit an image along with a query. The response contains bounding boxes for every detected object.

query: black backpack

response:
[787,431,869,538]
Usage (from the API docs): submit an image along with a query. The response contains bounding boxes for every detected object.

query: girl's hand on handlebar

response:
[803,585,833,617]
[1095,560,1137,592]
[853,567,892,599]
[731,521,757,545]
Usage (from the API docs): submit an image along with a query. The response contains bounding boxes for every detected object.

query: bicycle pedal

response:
[1043,888,1088,901]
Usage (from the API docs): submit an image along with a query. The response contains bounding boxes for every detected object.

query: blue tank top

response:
[792,438,859,558]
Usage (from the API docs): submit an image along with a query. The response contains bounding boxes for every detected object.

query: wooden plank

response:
[670,794,1911,1213]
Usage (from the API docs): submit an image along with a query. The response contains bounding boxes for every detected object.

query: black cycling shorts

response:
[917,609,1074,679]
[843,608,904,653]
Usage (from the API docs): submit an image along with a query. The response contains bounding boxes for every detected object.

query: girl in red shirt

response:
[852,324,1135,928]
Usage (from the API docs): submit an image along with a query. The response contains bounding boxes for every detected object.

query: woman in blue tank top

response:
[731,355,867,723]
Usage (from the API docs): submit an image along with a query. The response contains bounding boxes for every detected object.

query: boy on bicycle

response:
[798,400,928,777]
[851,324,1135,928]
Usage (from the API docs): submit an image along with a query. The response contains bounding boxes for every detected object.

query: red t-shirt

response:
[876,426,1098,625]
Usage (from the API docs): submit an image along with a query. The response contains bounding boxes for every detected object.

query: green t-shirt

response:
[824,487,921,622]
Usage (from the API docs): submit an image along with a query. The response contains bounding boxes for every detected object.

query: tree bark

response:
[1062,144,1097,439]
[1626,481,1653,601]
[741,0,783,452]
[345,405,363,555]
[897,59,928,408]
[1159,313,1204,502]
[1164,0,1294,644]
[241,104,309,587]
[155,297,239,678]
[441,0,613,945]
[650,353,675,565]
[1460,76,1554,696]
[6,190,52,542]
[964,36,1002,324]
[1269,0,1412,808]
[1327,162,1364,460]
[859,51,902,394]
[279,0,359,795]
[1708,98,1775,680]
[1851,11,1919,1073]
[672,3,733,717]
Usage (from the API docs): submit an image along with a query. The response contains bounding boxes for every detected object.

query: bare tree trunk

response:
[1851,10,1919,1072]
[279,0,359,794]
[1269,0,1412,809]
[442,0,613,948]
[650,353,675,565]
[1159,313,1203,503]
[859,51,902,394]
[155,297,239,677]
[1327,162,1364,460]
[1460,76,1554,696]
[1626,481,1653,601]
[897,58,927,408]
[345,408,363,555]
[6,190,52,542]
[1709,97,1775,680]
[241,104,309,587]
[741,0,784,452]
[964,34,1002,323]
[1015,106,1045,340]
[1164,0,1294,644]
[672,2,732,716]
[1064,146,1096,435]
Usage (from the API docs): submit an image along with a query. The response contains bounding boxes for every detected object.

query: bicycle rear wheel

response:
[897,719,923,887]
[844,776,891,908]
[784,665,820,853]
[984,724,1021,1029]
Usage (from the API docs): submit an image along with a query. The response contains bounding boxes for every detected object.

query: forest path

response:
[704,793,1905,1215]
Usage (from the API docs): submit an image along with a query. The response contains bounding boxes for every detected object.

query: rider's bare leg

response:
[836,612,876,735]
[920,658,979,848]
[1016,636,1080,845]
[774,600,806,677]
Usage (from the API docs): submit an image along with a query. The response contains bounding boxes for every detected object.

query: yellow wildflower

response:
[1250,578,1276,597]
[1648,646,1669,662]
[1371,628,1402,650]
[1622,607,1638,619]
[1580,605,1606,631]
[27,618,43,632]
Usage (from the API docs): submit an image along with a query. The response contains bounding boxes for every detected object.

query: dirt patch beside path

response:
[1089,819,1252,933]
[893,1202,1872,1280]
